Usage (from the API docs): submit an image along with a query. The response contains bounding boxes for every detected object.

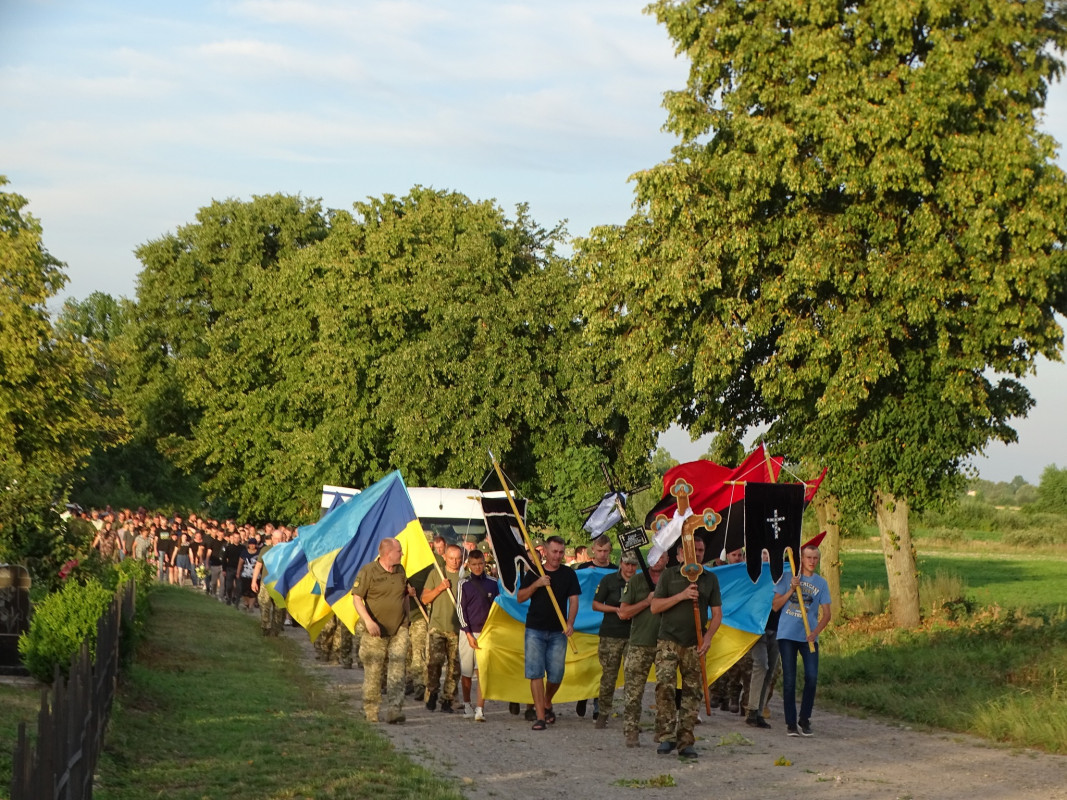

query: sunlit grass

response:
[94,586,462,800]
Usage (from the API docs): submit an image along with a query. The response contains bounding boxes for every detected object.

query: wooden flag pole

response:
[490,452,577,653]
[430,559,458,608]
[785,547,815,653]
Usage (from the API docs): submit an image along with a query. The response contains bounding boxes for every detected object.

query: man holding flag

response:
[516,536,580,731]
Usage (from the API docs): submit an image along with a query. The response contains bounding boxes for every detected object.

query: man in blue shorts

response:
[516,535,580,730]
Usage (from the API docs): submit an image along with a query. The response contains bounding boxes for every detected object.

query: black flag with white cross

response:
[744,482,804,584]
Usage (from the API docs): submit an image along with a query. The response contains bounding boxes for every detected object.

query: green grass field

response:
[839,547,1067,615]
[92,586,462,800]
[820,543,1067,752]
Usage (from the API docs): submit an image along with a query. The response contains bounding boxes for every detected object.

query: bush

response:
[18,577,114,682]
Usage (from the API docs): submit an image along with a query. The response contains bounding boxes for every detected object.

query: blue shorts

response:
[525,628,567,683]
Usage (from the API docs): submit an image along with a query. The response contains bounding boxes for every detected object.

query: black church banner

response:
[744,482,804,584]
[481,496,532,594]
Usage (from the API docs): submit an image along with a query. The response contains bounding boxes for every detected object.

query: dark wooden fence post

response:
[9,580,138,800]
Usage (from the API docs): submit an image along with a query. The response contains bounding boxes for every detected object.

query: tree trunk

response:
[813,493,843,622]
[873,490,921,628]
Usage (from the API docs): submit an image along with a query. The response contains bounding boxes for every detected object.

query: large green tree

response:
[578,0,1067,625]
[0,178,125,575]
[129,187,647,524]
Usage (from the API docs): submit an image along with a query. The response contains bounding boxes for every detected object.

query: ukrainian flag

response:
[477,562,774,703]
[261,539,335,641]
[298,470,435,633]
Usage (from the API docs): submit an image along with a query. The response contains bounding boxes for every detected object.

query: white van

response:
[319,484,504,545]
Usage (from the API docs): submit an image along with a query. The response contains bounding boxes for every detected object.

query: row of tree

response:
[5,1,1067,626]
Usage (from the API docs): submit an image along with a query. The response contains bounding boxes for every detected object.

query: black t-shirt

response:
[220,542,242,570]
[205,536,223,566]
[521,564,580,632]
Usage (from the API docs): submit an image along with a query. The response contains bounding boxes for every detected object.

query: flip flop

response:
[545,707,556,724]
[532,719,547,730]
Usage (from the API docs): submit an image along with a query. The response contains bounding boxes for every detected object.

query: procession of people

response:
[75,503,830,759]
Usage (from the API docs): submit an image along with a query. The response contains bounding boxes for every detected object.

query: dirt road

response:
[286,628,1065,800]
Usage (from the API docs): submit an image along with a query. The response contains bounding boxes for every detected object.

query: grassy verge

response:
[820,609,1067,753]
[823,544,1067,753]
[94,586,462,800]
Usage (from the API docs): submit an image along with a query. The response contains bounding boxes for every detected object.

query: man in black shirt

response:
[516,536,580,730]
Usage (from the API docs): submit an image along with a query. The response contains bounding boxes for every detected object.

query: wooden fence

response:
[10,580,136,800]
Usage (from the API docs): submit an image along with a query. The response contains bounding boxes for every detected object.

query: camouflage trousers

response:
[258,582,284,636]
[359,623,409,723]
[622,643,657,737]
[654,640,702,748]
[406,616,428,691]
[425,628,459,701]
[338,624,356,668]
[724,643,753,710]
[314,616,339,662]
[596,636,629,718]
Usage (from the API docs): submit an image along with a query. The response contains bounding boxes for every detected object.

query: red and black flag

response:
[481,496,532,595]
[744,482,805,583]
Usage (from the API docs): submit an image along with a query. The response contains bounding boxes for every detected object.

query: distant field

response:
[840,547,1067,615]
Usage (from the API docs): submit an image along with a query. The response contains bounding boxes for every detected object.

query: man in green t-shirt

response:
[618,551,668,747]
[592,552,638,729]
[421,543,462,713]
[650,538,721,758]
[352,538,411,724]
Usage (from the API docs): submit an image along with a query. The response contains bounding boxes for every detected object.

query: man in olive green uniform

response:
[592,553,639,728]
[619,552,668,747]
[352,538,410,724]
[422,543,462,713]
[651,538,721,759]
[405,563,432,699]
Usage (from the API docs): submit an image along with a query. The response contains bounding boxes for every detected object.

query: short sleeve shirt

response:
[353,560,409,637]
[521,564,581,632]
[424,568,461,633]
[775,571,830,643]
[621,572,659,648]
[594,571,632,640]
[654,566,721,647]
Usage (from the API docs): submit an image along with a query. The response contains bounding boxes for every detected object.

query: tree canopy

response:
[578,0,1067,624]
[0,178,124,572]
[119,188,649,524]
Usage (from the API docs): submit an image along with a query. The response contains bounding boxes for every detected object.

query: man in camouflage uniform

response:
[251,532,284,637]
[314,616,341,663]
[352,538,411,724]
[710,547,750,712]
[619,552,668,747]
[650,538,721,759]
[404,562,433,698]
[421,543,463,713]
[592,552,639,729]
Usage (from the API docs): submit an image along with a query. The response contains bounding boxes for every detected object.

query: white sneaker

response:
[474,707,485,722]
[463,704,475,719]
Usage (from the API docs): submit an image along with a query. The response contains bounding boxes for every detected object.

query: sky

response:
[2,0,1066,485]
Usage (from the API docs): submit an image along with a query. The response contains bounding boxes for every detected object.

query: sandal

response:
[545,707,556,725]
[531,719,547,730]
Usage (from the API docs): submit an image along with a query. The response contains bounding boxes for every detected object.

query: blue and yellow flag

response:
[297,470,435,633]
[260,538,335,641]
[478,562,774,703]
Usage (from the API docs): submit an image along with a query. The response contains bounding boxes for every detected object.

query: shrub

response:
[18,577,114,682]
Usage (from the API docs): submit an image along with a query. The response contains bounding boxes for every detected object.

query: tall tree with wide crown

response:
[578,0,1067,626]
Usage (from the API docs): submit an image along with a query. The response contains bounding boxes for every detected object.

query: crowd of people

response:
[76,506,832,758]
